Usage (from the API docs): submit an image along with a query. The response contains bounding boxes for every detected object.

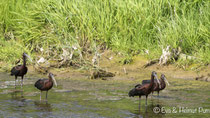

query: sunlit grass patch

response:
[0,0,209,69]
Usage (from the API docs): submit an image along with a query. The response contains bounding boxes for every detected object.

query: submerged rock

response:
[1,89,23,94]
[0,85,8,89]
[54,89,72,93]
[90,69,115,79]
[97,96,122,101]
[4,81,15,86]
[24,92,40,96]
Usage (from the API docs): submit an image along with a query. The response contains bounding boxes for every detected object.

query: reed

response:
[0,0,209,67]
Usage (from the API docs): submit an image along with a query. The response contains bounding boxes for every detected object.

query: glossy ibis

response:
[11,53,32,88]
[128,71,159,106]
[142,74,169,96]
[35,73,57,101]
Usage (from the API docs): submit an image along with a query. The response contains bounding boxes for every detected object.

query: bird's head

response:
[152,71,161,88]
[49,73,57,87]
[161,74,170,86]
[151,71,158,80]
[23,53,32,62]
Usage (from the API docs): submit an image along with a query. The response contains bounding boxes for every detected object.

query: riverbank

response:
[1,50,210,83]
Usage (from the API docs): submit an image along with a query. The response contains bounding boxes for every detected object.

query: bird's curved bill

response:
[51,75,57,87]
[155,75,161,88]
[25,54,32,62]
[164,77,170,86]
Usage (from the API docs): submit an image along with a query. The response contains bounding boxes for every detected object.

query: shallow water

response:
[0,72,210,118]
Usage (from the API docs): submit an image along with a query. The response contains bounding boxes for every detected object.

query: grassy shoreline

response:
[0,0,209,70]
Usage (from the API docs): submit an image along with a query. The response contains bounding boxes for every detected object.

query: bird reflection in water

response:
[133,100,164,118]
[10,90,24,101]
[10,90,27,108]
[34,101,52,112]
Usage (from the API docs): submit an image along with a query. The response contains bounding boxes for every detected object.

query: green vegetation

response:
[0,0,209,69]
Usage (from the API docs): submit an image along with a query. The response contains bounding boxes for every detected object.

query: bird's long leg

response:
[15,76,17,89]
[46,91,48,101]
[40,91,42,101]
[145,95,148,106]
[139,96,141,111]
[157,91,159,97]
[145,104,148,112]
[21,76,23,88]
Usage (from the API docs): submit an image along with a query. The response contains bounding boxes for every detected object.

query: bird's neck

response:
[49,76,53,82]
[161,79,166,88]
[23,56,26,67]
[149,75,154,88]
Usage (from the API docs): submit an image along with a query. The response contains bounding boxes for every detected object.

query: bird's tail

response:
[10,73,14,76]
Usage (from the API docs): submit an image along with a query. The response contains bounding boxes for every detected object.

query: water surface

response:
[0,72,209,118]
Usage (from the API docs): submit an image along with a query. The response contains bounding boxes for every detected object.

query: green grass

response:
[0,0,209,68]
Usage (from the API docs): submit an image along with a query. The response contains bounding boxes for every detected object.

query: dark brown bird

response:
[35,73,57,101]
[142,74,170,96]
[11,53,32,88]
[128,71,159,106]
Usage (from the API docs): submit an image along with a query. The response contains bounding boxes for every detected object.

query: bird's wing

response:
[43,79,50,86]
[35,78,48,89]
[14,65,22,70]
[135,84,142,88]
[11,65,22,75]
[142,80,151,84]
[136,85,147,91]
[142,79,158,85]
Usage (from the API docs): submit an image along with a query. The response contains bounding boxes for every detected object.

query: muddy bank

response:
[17,51,209,85]
[1,50,209,83]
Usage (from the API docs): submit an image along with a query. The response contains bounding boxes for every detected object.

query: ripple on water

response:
[0,72,210,118]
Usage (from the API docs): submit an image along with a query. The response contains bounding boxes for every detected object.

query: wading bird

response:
[35,73,57,101]
[128,71,159,106]
[142,74,169,96]
[11,53,32,88]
